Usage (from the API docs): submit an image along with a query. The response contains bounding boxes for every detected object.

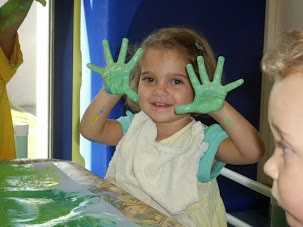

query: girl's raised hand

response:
[87,38,144,102]
[175,56,244,114]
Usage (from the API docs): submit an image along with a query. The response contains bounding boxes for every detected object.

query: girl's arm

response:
[176,56,265,165]
[80,38,143,146]
[80,88,123,146]
[210,101,265,164]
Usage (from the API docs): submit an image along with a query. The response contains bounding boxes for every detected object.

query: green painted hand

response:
[87,38,144,102]
[175,56,244,114]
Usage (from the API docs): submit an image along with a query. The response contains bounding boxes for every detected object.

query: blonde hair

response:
[261,27,303,81]
[127,27,217,113]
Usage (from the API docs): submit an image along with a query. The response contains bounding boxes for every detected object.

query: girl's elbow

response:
[258,139,266,158]
[251,141,266,162]
[79,121,92,140]
[79,127,89,140]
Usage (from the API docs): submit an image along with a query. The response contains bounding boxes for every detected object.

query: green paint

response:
[0,190,117,226]
[35,0,47,7]
[0,0,31,17]
[175,56,244,114]
[87,38,144,102]
[0,0,31,31]
[0,163,62,191]
[0,0,46,31]
[0,163,125,226]
[224,118,233,126]
[0,190,115,226]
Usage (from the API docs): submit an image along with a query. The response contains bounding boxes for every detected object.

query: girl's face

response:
[264,72,303,227]
[138,48,194,131]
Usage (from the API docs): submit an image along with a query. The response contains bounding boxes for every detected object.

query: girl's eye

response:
[142,77,154,83]
[171,79,183,85]
[282,145,292,154]
[280,139,292,154]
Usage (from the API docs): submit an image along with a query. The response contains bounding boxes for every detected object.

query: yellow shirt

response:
[0,35,23,159]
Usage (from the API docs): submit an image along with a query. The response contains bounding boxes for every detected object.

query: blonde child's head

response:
[261,28,303,81]
[262,27,303,227]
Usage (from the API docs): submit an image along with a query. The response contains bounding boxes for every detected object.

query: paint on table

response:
[0,162,138,227]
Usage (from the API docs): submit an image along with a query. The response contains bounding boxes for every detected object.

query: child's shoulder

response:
[116,111,136,135]
[204,124,225,140]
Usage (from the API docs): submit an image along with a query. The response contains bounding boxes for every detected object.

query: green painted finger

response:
[128,48,144,69]
[175,104,192,114]
[213,56,225,83]
[87,63,105,76]
[117,38,128,63]
[197,56,210,84]
[87,38,142,99]
[224,78,244,92]
[102,40,114,65]
[125,88,139,102]
[186,64,200,90]
[35,0,47,6]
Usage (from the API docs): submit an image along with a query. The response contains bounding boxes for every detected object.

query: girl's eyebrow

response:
[271,123,288,137]
[141,71,188,79]
[141,71,152,75]
[171,73,189,79]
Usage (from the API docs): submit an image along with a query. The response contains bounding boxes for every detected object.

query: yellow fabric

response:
[187,180,227,227]
[159,120,195,148]
[0,35,23,159]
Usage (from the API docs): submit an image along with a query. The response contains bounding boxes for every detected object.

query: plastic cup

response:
[14,123,29,159]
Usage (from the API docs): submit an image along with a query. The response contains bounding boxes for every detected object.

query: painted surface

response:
[0,162,138,226]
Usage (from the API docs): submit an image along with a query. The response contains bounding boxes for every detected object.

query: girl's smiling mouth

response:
[151,102,173,109]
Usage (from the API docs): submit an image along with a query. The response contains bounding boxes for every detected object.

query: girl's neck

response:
[155,118,192,141]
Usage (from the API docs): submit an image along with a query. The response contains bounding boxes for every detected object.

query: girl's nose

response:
[152,86,169,96]
[263,150,279,181]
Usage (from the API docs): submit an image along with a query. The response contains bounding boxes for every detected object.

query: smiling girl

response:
[80,27,265,227]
